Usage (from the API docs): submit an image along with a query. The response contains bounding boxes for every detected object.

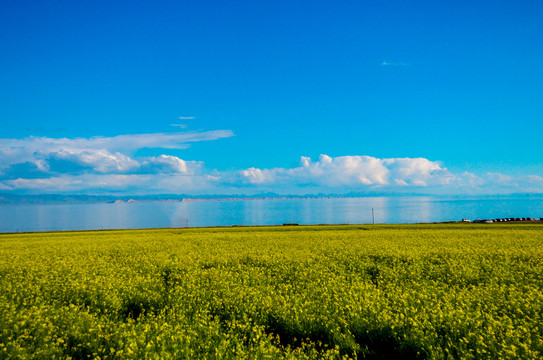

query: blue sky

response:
[1,0,542,195]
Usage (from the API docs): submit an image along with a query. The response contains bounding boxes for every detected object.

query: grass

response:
[0,223,542,359]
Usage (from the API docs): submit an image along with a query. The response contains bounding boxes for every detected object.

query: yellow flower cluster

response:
[0,223,542,359]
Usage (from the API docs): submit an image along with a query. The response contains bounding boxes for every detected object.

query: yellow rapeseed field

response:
[1,223,542,359]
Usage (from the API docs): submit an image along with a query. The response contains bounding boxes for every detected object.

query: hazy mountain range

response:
[0,192,537,205]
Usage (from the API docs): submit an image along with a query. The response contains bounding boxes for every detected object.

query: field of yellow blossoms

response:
[1,223,542,359]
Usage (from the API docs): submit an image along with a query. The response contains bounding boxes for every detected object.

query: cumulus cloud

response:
[240,168,270,184]
[238,155,453,188]
[46,148,140,173]
[0,130,233,181]
[1,137,542,195]
[45,150,197,175]
[141,155,191,174]
[233,155,543,194]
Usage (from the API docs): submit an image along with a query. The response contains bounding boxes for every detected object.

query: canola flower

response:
[0,223,542,359]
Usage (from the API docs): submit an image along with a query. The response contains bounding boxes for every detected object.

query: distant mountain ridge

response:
[1,192,539,205]
[0,191,442,204]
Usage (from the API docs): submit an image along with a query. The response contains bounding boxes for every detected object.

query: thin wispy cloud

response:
[179,116,196,120]
[171,124,188,129]
[0,130,234,154]
[381,60,410,66]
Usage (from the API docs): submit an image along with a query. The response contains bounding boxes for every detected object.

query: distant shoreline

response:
[2,221,542,235]
[1,192,541,205]
[110,196,352,204]
[181,196,341,202]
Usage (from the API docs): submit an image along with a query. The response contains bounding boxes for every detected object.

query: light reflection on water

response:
[0,196,541,233]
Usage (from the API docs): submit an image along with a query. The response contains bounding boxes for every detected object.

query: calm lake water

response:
[1,195,542,233]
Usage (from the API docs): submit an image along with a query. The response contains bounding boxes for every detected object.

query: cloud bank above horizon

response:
[1,131,542,195]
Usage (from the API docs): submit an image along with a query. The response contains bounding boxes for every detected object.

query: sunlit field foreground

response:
[1,224,542,359]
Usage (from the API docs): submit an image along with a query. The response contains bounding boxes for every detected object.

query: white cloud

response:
[179,116,196,120]
[484,172,543,192]
[47,148,140,173]
[0,130,233,156]
[3,148,198,177]
[142,155,190,174]
[5,177,77,190]
[526,175,543,183]
[0,130,233,179]
[1,173,214,193]
[240,168,269,184]
[238,155,452,188]
[1,140,542,195]
[381,60,410,66]
[383,157,448,186]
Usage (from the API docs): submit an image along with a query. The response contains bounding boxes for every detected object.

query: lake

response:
[1,195,542,233]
